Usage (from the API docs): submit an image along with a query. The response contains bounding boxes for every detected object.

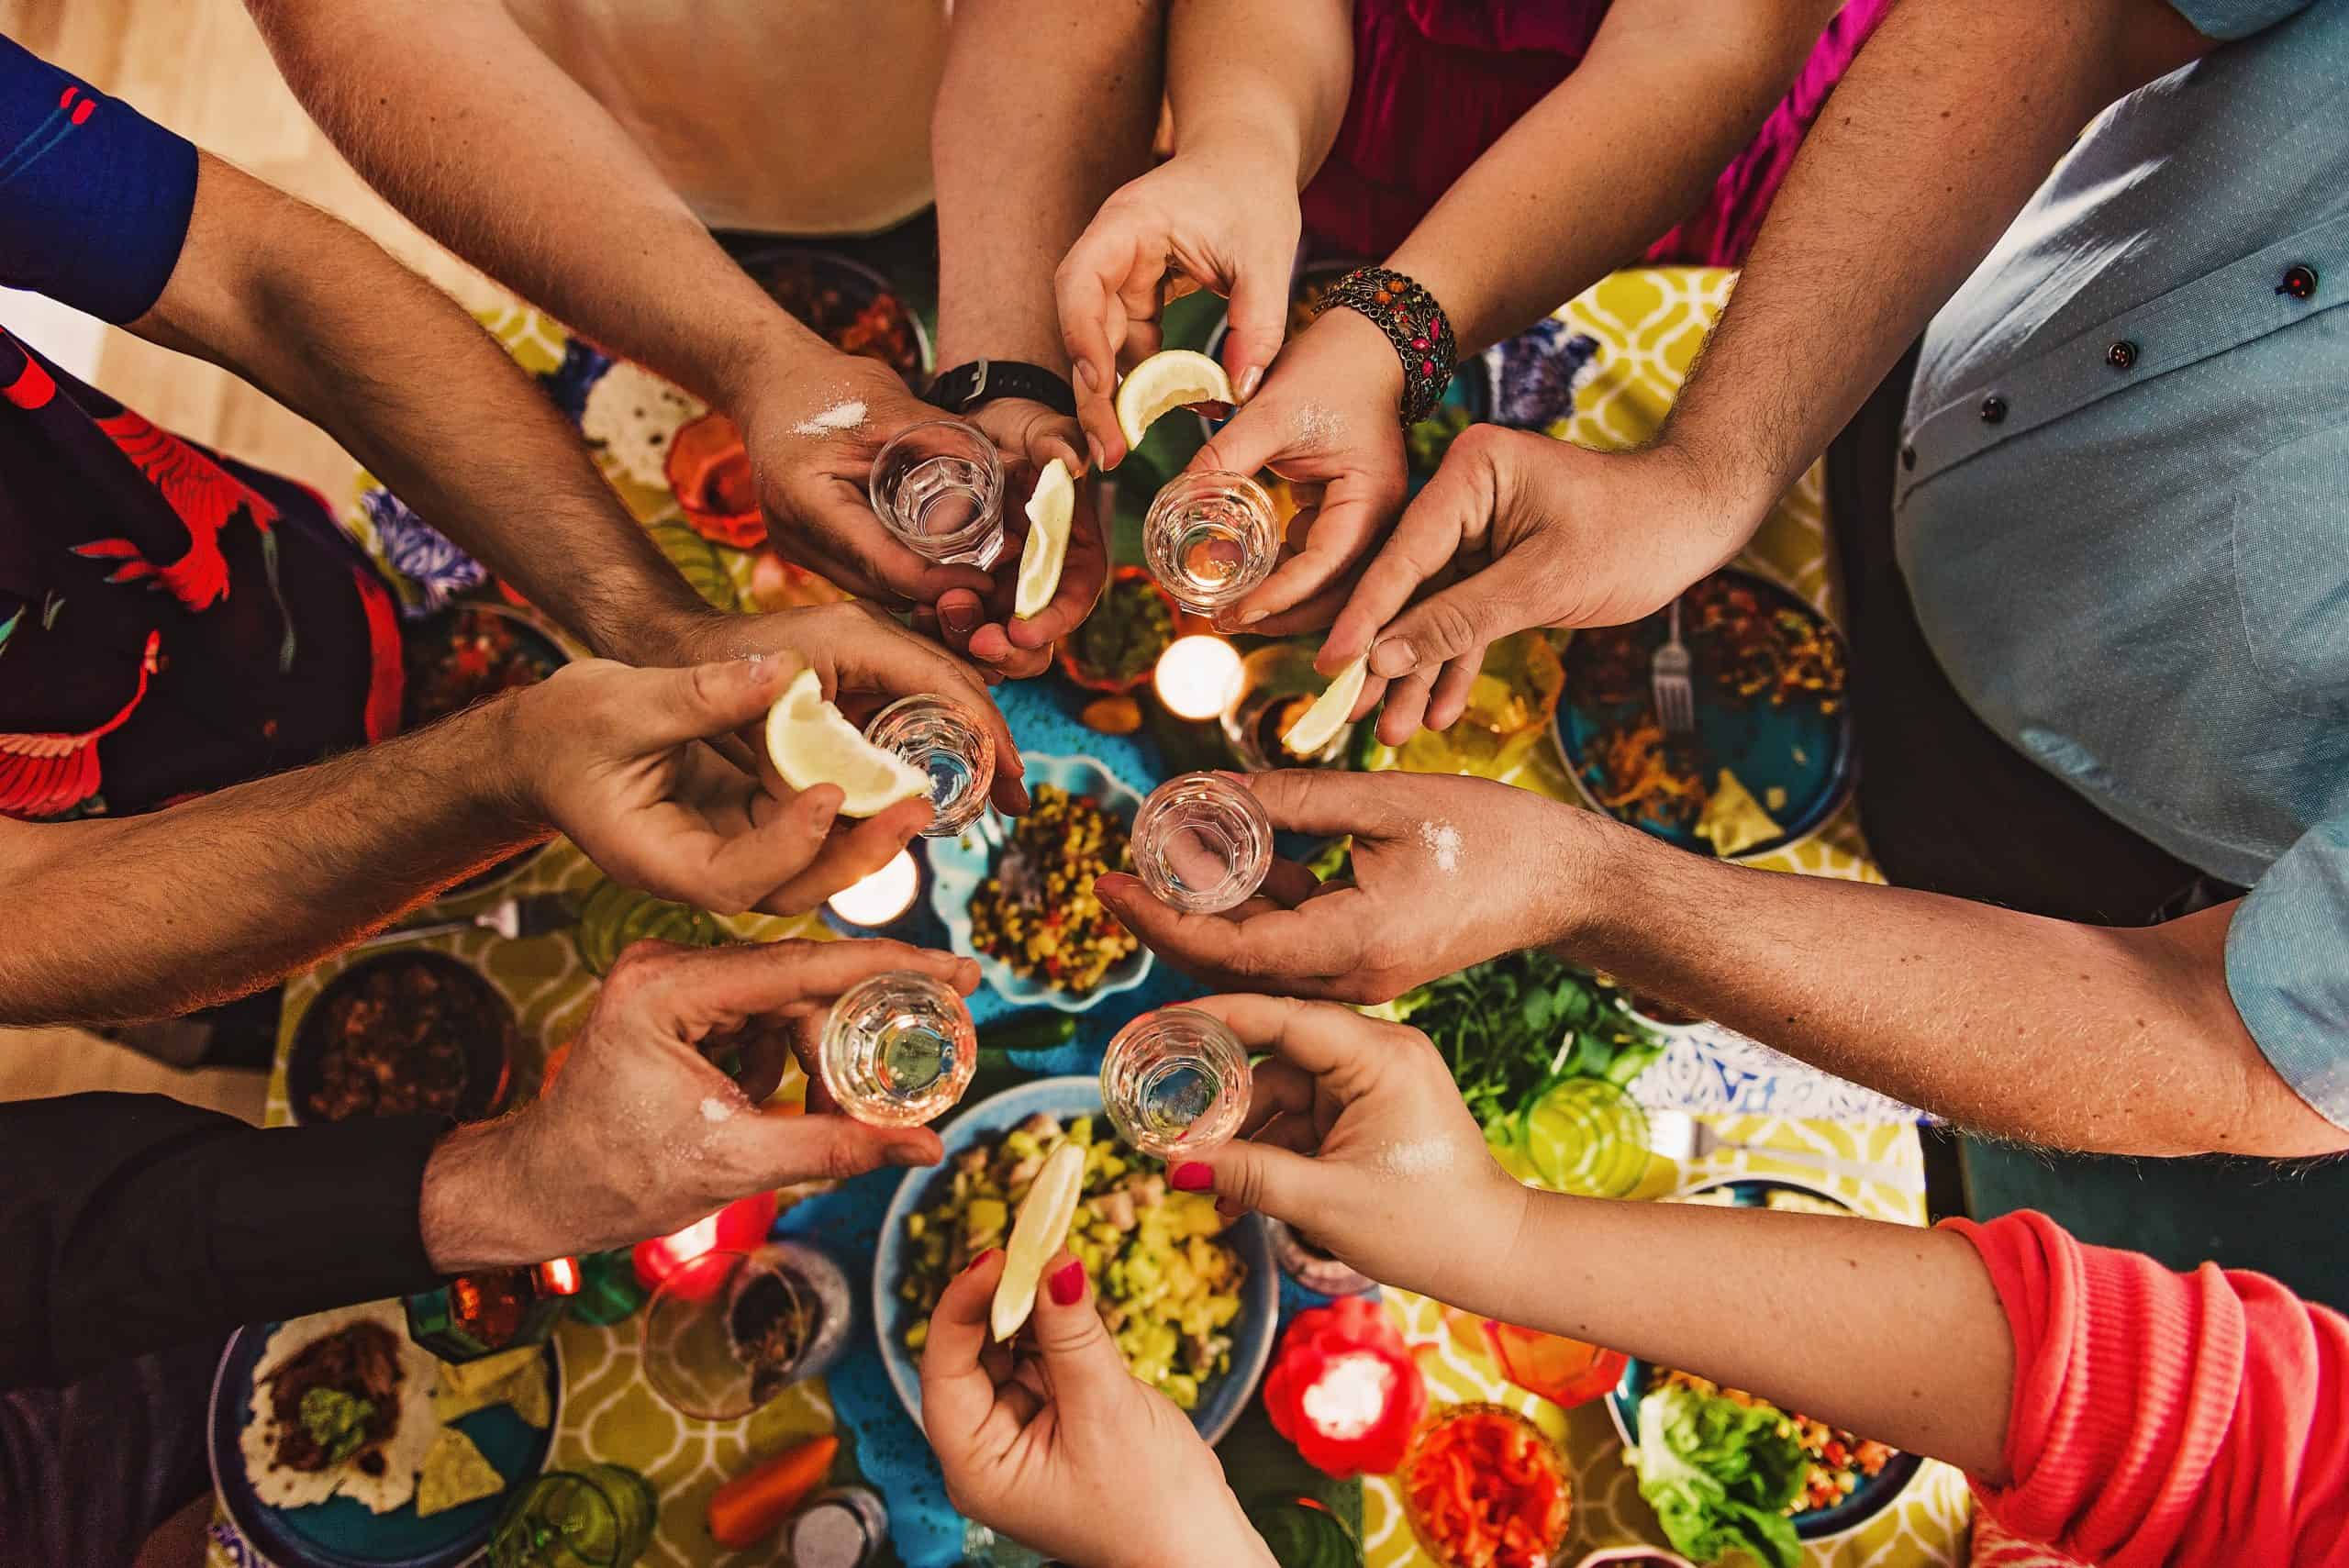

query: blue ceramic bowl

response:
[1555,567,1854,861]
[927,755,1153,1014]
[873,1077,1277,1448]
[206,1321,562,1568]
[1603,1178,1922,1544]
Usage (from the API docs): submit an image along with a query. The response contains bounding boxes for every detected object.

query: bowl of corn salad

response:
[928,757,1152,1011]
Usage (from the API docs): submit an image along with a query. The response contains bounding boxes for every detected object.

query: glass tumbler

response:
[818,969,978,1127]
[863,694,996,837]
[1130,772,1273,914]
[1142,470,1279,616]
[868,417,1006,568]
[1101,1006,1251,1159]
[487,1464,658,1568]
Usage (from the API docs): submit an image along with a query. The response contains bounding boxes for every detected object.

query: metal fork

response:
[1651,595,1696,734]
[351,891,577,951]
[1644,1109,1923,1194]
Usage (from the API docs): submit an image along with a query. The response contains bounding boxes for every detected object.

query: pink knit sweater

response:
[1947,1211,2349,1566]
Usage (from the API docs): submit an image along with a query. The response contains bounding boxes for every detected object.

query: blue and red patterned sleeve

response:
[0,33,197,324]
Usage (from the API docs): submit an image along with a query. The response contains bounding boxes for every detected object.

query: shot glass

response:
[1129,772,1273,914]
[863,694,996,837]
[868,417,1006,568]
[1100,1006,1251,1159]
[818,970,977,1127]
[1142,470,1279,616]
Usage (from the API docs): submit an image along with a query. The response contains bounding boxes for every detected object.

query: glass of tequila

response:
[868,418,1006,568]
[1130,772,1273,914]
[1100,1006,1251,1159]
[818,970,977,1126]
[863,694,996,837]
[1142,470,1279,616]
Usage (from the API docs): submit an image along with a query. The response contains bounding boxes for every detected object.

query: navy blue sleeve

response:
[0,34,197,324]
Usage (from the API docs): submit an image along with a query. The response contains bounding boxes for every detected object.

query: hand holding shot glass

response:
[1129,772,1274,914]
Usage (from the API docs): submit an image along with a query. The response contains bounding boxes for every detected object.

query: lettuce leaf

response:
[1631,1387,1805,1568]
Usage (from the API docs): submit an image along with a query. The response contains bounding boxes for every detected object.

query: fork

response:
[1643,1109,1923,1194]
[351,891,578,951]
[1651,595,1696,735]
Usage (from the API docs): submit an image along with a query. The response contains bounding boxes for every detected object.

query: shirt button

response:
[2106,339,2138,370]
[1900,444,1917,471]
[2277,264,2319,300]
[1979,395,2008,425]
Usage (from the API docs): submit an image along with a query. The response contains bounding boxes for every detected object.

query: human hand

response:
[738,351,994,607]
[922,398,1108,681]
[1326,429,1749,740]
[922,1246,1272,1568]
[654,600,1030,817]
[420,940,978,1269]
[1056,148,1302,467]
[512,653,920,917]
[1161,995,1529,1305]
[1183,307,1408,638]
[1096,769,1576,1004]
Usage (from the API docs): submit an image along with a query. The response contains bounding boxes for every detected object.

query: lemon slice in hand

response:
[1013,458,1074,619]
[763,667,930,817]
[1114,349,1235,450]
[990,1139,1087,1341]
[1279,655,1368,756]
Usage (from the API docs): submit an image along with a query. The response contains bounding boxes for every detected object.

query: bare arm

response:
[1556,814,2343,1159]
[1659,0,2213,515]
[1388,0,1839,356]
[136,152,714,664]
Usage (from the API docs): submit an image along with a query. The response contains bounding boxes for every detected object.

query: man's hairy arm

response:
[0,700,538,1028]
[1659,0,2214,516]
[1552,817,2344,1160]
[133,153,713,662]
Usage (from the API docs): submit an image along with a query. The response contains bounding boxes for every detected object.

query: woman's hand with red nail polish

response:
[919,1248,1274,1567]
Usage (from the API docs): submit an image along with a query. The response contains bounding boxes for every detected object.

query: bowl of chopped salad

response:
[928,757,1153,1012]
[1605,1180,1922,1563]
[874,1077,1278,1447]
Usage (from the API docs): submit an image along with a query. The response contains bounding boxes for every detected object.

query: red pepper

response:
[1261,1296,1426,1478]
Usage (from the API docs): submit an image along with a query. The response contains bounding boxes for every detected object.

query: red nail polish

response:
[1048,1258,1085,1306]
[1170,1162,1213,1193]
[963,1247,1000,1276]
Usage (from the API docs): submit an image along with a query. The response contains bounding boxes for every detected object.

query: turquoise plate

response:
[928,754,1152,1014]
[206,1323,561,1568]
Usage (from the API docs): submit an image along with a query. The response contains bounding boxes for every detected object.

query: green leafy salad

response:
[1630,1385,1809,1568]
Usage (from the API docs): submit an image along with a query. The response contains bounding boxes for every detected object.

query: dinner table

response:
[205,251,1986,1568]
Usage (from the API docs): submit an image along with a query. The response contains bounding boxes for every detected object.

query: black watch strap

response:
[927,359,1076,418]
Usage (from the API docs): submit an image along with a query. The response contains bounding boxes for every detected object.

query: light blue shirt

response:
[1898,0,2349,1125]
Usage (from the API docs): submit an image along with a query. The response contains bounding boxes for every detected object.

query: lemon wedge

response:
[763,667,930,817]
[1279,655,1368,756]
[990,1140,1086,1341]
[1114,349,1235,450]
[1013,458,1074,619]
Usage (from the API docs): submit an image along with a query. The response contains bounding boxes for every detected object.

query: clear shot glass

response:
[1141,470,1279,616]
[1100,1006,1251,1159]
[818,970,977,1127]
[1129,771,1273,914]
[868,418,1006,569]
[863,694,996,838]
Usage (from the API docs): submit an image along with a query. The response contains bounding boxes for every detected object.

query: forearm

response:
[1546,812,2343,1158]
[1164,0,1352,192]
[0,701,541,1028]
[1387,0,1834,356]
[139,155,713,662]
[932,0,1167,368]
[246,0,822,415]
[1493,1193,2016,1480]
[1657,0,2211,516]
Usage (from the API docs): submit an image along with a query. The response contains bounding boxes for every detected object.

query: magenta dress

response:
[1299,0,1893,266]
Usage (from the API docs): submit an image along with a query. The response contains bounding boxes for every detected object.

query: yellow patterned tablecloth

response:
[211,267,1967,1568]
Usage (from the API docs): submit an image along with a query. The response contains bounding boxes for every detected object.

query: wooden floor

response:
[0,0,489,1121]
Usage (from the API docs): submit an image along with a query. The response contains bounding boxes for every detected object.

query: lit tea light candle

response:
[826,849,920,927]
[631,1189,778,1296]
[1153,634,1244,720]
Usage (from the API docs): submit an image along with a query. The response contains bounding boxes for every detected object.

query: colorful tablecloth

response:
[209,264,1972,1568]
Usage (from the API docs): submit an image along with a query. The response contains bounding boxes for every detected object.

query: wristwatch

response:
[927,358,1077,419]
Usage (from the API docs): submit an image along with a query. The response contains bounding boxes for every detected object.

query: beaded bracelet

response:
[1313,265,1458,427]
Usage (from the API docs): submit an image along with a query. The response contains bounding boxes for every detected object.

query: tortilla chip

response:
[240,1301,440,1515]
[1694,768,1784,858]
[505,1364,551,1429]
[429,1351,549,1427]
[438,1345,542,1397]
[415,1427,507,1518]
